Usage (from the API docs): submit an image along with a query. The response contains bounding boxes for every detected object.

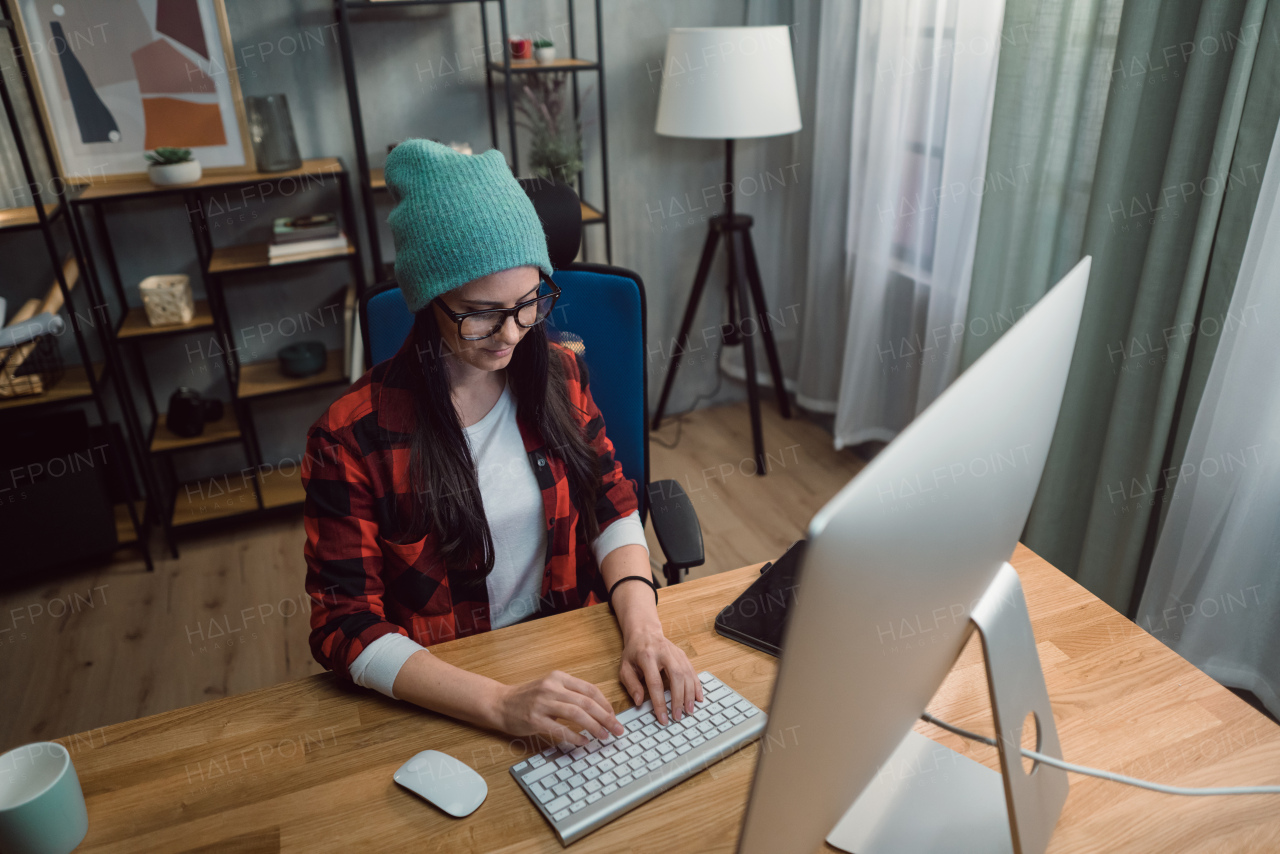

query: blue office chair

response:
[359,180,704,586]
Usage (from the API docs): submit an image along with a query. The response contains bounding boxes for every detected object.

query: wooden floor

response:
[0,400,866,752]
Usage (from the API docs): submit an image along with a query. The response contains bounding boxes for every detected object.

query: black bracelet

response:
[608,574,659,616]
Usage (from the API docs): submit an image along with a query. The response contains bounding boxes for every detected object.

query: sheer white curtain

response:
[1135,114,1280,719]
[794,0,1005,447]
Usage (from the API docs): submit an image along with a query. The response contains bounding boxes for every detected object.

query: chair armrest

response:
[647,479,705,570]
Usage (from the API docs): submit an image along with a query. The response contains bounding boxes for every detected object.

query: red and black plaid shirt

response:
[302,337,640,682]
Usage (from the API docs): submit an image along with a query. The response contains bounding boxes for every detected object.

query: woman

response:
[302,139,700,750]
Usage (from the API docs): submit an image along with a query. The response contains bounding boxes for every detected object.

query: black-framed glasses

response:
[433,272,561,341]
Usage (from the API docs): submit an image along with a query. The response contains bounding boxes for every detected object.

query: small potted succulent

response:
[533,38,556,64]
[145,147,202,186]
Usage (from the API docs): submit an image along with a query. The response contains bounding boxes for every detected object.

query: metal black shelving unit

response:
[335,0,612,284]
[0,2,154,570]
[71,160,367,546]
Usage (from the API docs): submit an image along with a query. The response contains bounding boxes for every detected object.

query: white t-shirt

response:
[350,374,648,699]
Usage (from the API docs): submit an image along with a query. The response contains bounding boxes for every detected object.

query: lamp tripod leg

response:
[652,226,721,430]
[741,228,792,419]
[727,228,767,477]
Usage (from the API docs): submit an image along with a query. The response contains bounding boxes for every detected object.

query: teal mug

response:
[0,742,89,854]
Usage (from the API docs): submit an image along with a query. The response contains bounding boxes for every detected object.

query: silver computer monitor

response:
[736,257,1092,854]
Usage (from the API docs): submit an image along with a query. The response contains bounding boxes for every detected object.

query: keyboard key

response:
[585,779,602,793]
[555,754,573,768]
[730,713,746,725]
[660,751,676,763]
[710,714,726,726]
[556,767,574,782]
[599,732,615,745]
[744,707,760,717]
[602,783,618,796]
[547,795,570,813]
[628,757,647,771]
[641,737,657,749]
[641,749,659,762]
[523,762,559,785]
[568,774,586,788]
[553,782,570,797]
[676,743,692,755]
[553,808,570,821]
[514,761,528,772]
[646,758,662,771]
[570,801,587,813]
[570,747,587,760]
[599,758,616,772]
[717,722,733,733]
[601,744,619,757]
[535,786,554,803]
[587,753,605,767]
[529,754,546,768]
[690,735,705,747]
[600,771,617,785]
[587,792,603,804]
[569,785,587,801]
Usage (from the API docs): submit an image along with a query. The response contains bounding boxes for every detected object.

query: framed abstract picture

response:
[10,0,256,184]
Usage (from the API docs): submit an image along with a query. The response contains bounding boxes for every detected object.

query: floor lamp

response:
[651,26,802,477]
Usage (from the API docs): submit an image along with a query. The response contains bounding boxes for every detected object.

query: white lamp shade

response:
[655,26,802,139]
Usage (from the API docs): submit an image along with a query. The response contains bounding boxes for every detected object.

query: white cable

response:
[921,712,1280,797]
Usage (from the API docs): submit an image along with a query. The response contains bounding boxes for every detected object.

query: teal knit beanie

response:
[384,139,553,313]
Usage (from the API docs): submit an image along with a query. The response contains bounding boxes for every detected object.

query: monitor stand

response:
[827,562,1069,854]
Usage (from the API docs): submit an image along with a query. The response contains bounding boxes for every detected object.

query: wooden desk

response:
[51,545,1280,852]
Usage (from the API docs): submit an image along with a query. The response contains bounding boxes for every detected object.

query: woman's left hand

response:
[618,623,703,725]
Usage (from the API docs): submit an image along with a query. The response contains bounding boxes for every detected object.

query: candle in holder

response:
[509,36,532,60]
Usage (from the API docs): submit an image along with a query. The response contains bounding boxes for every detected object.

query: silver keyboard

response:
[509,671,766,846]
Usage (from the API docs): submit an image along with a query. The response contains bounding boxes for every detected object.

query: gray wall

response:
[5,0,820,487]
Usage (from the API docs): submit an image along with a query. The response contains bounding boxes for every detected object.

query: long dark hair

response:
[389,306,602,585]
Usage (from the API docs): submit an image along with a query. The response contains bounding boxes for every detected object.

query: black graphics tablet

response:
[713,539,807,656]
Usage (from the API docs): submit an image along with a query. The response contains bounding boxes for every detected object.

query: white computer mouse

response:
[393,749,488,818]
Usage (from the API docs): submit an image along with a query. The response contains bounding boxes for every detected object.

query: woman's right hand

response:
[495,670,625,746]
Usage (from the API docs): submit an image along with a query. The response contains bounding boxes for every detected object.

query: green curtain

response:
[960,0,1279,612]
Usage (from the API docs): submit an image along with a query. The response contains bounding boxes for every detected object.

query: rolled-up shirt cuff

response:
[349,631,426,699]
[592,509,648,569]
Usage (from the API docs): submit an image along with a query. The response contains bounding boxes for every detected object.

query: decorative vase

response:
[245,94,303,173]
[534,46,556,64]
[148,160,202,186]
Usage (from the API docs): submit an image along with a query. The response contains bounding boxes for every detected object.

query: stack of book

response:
[268,213,349,264]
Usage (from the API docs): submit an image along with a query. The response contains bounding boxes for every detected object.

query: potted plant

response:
[145,147,202,186]
[514,72,590,183]
[533,38,556,64]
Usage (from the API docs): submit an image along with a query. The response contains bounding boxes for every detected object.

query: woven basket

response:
[139,274,194,326]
